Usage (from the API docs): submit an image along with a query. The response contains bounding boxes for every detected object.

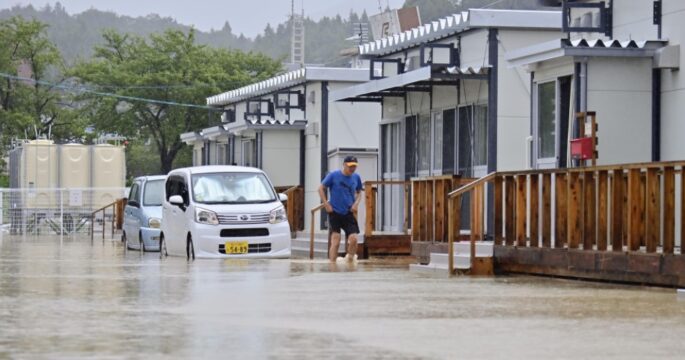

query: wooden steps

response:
[410,241,494,275]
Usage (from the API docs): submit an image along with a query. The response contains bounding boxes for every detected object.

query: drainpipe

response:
[652,69,661,161]
[486,28,498,239]
[320,81,329,230]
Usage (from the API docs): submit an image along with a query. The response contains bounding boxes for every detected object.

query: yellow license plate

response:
[225,241,248,254]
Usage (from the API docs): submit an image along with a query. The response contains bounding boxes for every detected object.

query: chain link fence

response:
[0,188,127,236]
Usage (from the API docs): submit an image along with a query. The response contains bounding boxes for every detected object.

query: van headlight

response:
[269,206,287,224]
[148,217,161,228]
[195,207,219,225]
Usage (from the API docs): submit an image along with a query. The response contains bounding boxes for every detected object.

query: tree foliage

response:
[0,16,83,146]
[70,28,282,173]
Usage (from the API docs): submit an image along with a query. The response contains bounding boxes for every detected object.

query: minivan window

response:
[129,183,140,204]
[191,172,276,204]
[143,179,164,206]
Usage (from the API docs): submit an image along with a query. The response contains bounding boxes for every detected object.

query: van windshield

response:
[191,172,276,204]
[143,179,165,206]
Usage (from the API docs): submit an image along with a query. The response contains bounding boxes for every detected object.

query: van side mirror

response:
[278,193,288,202]
[169,195,184,206]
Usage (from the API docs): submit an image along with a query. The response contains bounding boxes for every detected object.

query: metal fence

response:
[0,187,127,236]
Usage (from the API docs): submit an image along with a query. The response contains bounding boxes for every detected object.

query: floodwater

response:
[1,235,685,360]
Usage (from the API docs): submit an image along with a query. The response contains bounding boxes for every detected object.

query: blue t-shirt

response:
[322,170,362,215]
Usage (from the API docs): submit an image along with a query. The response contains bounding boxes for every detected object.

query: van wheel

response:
[187,235,195,261]
[159,234,168,259]
[139,232,146,253]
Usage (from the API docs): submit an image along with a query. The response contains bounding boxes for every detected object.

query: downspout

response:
[652,0,662,161]
[486,28,498,239]
[320,81,329,230]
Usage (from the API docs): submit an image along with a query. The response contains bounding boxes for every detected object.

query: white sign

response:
[69,190,83,207]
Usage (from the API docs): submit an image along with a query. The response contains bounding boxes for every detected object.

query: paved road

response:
[1,235,685,359]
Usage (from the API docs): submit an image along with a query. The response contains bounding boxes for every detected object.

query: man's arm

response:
[318,184,333,213]
[351,190,362,214]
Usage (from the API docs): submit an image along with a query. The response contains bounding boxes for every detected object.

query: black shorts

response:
[328,211,359,235]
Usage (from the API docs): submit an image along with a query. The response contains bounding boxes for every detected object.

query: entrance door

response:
[534,76,572,169]
[457,104,488,178]
[380,121,403,232]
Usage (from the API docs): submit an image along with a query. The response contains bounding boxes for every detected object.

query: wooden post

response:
[515,175,527,247]
[645,168,660,253]
[529,174,539,248]
[448,196,455,275]
[426,179,434,242]
[583,171,596,250]
[505,176,515,246]
[555,173,568,248]
[404,183,410,234]
[411,180,420,241]
[542,174,552,248]
[663,167,675,254]
[611,170,624,252]
[597,171,608,251]
[627,169,642,251]
[435,179,445,242]
[494,176,503,245]
[364,182,374,238]
[567,172,581,249]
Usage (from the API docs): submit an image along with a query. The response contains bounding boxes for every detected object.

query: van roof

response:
[134,175,167,182]
[170,165,265,176]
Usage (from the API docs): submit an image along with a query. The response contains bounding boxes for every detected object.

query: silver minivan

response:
[123,175,166,252]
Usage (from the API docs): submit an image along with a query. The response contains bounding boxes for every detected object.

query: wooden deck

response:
[441,160,685,286]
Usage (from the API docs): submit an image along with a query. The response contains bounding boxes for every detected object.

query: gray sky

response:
[0,0,405,37]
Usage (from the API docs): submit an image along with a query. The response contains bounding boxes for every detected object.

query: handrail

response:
[283,185,299,195]
[309,203,326,259]
[447,172,496,275]
[90,198,126,241]
[447,172,497,198]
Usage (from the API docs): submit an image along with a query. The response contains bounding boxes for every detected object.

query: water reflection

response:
[0,235,684,359]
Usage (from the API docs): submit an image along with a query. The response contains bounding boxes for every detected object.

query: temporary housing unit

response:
[182,67,381,233]
[330,9,562,236]
[506,0,683,169]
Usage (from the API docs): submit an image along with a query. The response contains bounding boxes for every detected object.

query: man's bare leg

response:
[329,232,341,262]
[346,233,358,261]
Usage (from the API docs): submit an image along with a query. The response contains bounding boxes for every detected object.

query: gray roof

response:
[506,38,668,67]
[206,67,370,107]
[358,9,561,57]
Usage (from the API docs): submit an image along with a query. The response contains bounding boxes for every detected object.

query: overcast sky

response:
[0,0,406,37]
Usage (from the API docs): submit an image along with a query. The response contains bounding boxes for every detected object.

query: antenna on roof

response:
[290,0,305,67]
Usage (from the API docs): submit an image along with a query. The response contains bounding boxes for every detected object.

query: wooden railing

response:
[363,180,410,237]
[279,185,304,234]
[90,198,126,241]
[447,173,496,273]
[446,160,685,274]
[413,175,475,242]
[309,203,326,259]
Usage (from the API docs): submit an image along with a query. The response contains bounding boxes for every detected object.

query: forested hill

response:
[0,1,548,66]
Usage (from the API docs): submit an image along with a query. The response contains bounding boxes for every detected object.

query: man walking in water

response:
[318,155,363,262]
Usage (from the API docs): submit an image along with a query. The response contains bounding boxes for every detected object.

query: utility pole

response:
[291,0,305,67]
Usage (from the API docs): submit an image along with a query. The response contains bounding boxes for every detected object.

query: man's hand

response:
[324,202,333,213]
[351,203,359,214]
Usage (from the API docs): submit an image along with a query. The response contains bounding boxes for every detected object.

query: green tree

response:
[0,16,80,145]
[70,28,281,173]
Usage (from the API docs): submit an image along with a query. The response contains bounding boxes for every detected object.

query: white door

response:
[534,76,572,169]
[380,121,402,232]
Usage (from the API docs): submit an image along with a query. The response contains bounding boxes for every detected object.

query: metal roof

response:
[506,38,668,67]
[206,67,370,106]
[180,131,203,144]
[358,9,561,57]
[330,65,489,102]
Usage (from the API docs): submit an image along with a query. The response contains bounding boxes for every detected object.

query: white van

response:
[160,166,291,259]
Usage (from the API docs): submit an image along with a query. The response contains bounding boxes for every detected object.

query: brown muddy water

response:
[1,234,684,359]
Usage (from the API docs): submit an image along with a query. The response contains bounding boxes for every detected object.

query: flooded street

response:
[1,235,685,359]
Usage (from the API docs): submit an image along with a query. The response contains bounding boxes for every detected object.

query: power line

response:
[0,72,221,111]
